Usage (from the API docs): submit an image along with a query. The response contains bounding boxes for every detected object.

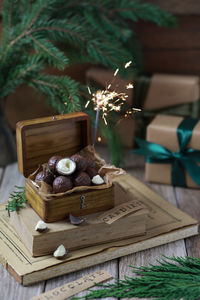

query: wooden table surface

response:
[0,147,199,300]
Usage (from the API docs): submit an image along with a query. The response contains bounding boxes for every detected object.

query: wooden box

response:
[16,112,114,222]
[10,199,148,257]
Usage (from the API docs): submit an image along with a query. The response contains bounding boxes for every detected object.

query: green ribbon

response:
[133,117,200,187]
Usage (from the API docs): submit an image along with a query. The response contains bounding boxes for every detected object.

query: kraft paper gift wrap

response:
[134,115,200,188]
[143,74,199,111]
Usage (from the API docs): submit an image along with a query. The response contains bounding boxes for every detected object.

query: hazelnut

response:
[86,167,98,179]
[35,220,48,232]
[71,154,87,171]
[48,155,63,173]
[35,171,54,185]
[53,245,67,259]
[92,175,104,185]
[53,176,73,193]
[74,172,91,187]
[85,157,96,168]
[56,158,76,175]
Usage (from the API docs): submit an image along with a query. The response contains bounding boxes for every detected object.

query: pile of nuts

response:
[35,154,104,193]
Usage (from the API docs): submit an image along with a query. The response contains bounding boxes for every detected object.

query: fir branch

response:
[0,55,43,98]
[26,1,48,30]
[6,186,26,214]
[28,74,81,113]
[0,0,176,164]
[29,35,68,70]
[72,256,200,300]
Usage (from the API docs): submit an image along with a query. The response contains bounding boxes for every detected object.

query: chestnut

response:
[86,167,98,179]
[35,171,54,185]
[73,172,91,187]
[71,154,87,171]
[48,155,63,173]
[85,157,96,168]
[53,176,73,193]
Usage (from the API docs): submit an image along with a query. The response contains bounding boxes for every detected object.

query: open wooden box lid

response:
[16,112,91,177]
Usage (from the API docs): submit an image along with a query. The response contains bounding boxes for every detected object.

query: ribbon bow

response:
[133,117,200,187]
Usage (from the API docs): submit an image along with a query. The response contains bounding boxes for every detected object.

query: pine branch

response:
[26,0,48,30]
[110,0,176,27]
[0,55,44,98]
[0,0,176,164]
[28,74,81,113]
[29,35,68,69]
[72,256,200,300]
[6,186,26,214]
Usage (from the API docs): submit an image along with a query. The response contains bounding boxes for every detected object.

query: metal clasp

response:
[80,195,87,209]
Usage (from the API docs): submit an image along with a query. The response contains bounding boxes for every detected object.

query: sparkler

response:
[86,61,141,146]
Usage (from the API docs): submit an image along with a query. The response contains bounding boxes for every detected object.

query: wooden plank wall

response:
[133,0,200,74]
[145,0,200,15]
[134,15,200,74]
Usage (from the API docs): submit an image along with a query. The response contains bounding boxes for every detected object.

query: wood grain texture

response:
[0,168,3,185]
[10,202,147,256]
[0,163,25,203]
[0,163,44,300]
[144,0,200,15]
[0,148,199,299]
[135,16,200,50]
[119,154,187,300]
[119,240,187,300]
[40,143,117,300]
[44,260,118,300]
[17,111,113,223]
[175,187,200,258]
[26,180,114,222]
[134,16,200,74]
[16,113,114,223]
[16,112,90,177]
[143,49,200,74]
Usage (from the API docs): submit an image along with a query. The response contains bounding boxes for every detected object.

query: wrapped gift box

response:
[143,74,199,112]
[144,115,200,188]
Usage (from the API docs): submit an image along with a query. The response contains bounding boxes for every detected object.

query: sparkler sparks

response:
[85,61,139,125]
[125,61,132,68]
[85,100,90,108]
[124,107,141,118]
[114,68,119,76]
[86,61,141,146]
[87,86,91,95]
[126,83,134,89]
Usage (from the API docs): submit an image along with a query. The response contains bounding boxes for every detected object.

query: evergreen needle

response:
[6,186,26,214]
[71,256,200,300]
[0,0,176,166]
